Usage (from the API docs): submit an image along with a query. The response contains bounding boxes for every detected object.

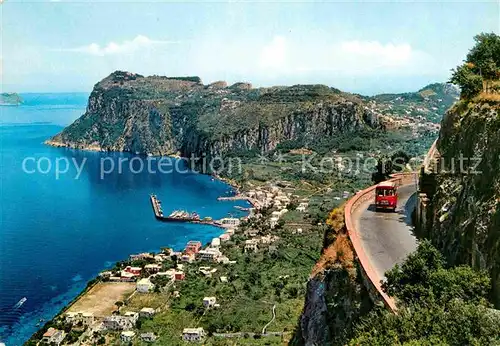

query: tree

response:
[372,156,393,183]
[466,33,500,70]
[450,32,500,98]
[351,241,498,345]
[390,150,411,172]
[450,64,484,99]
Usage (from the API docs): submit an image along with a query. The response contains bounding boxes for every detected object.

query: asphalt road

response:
[354,184,418,281]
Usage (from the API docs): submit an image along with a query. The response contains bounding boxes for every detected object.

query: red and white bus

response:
[375,181,398,212]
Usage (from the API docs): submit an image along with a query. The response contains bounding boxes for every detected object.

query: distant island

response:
[0,92,23,106]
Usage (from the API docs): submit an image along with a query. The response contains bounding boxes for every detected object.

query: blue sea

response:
[0,94,249,345]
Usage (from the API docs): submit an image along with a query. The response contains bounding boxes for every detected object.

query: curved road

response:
[354,183,418,281]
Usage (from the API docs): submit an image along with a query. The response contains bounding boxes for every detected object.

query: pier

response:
[150,195,225,228]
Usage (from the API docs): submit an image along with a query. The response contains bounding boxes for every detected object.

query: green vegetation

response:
[450,33,500,99]
[130,224,325,345]
[350,241,500,345]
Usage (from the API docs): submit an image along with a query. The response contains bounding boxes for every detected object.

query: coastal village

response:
[33,182,319,345]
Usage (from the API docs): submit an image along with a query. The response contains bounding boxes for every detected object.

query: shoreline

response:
[24,140,249,343]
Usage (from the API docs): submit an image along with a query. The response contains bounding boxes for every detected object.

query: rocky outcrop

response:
[418,100,500,307]
[291,208,373,346]
[48,71,380,162]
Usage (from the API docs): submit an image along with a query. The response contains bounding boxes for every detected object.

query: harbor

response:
[150,195,241,229]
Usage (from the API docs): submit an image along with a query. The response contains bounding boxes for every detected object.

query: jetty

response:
[150,195,224,228]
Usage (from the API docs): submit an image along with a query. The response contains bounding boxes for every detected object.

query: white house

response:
[144,263,161,273]
[203,296,217,308]
[197,248,221,262]
[103,312,138,331]
[136,278,155,293]
[211,237,221,248]
[120,331,136,343]
[139,307,156,318]
[220,218,240,227]
[271,211,281,218]
[244,239,258,252]
[65,311,94,326]
[199,267,217,278]
[140,332,158,343]
[183,328,205,342]
[270,217,280,228]
[297,202,309,212]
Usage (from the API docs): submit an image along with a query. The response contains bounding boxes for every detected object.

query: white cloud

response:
[58,35,178,56]
[250,37,436,78]
[339,41,413,65]
[259,36,287,69]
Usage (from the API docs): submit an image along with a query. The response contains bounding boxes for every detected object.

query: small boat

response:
[13,297,27,309]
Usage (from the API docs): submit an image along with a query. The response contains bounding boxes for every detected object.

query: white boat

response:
[13,297,27,309]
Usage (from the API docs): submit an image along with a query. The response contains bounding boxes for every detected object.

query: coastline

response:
[25,140,249,343]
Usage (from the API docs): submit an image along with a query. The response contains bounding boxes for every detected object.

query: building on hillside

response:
[185,241,202,254]
[244,239,258,252]
[42,328,65,346]
[65,311,94,326]
[99,271,112,279]
[103,312,138,331]
[144,263,161,273]
[199,267,217,278]
[155,269,175,283]
[136,278,155,293]
[130,253,153,261]
[120,331,136,343]
[217,255,231,264]
[297,202,309,212]
[219,233,231,242]
[219,217,240,227]
[211,237,221,248]
[140,332,158,343]
[154,254,168,262]
[124,266,142,276]
[270,217,279,228]
[197,248,221,262]
[120,271,136,282]
[139,307,156,318]
[181,253,195,263]
[203,297,217,308]
[174,270,185,281]
[244,229,259,237]
[183,328,205,342]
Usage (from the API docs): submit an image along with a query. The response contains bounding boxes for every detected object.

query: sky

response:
[1,0,499,95]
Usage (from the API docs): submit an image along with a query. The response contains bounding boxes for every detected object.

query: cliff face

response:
[182,101,377,159]
[48,71,400,160]
[420,100,500,306]
[291,210,373,346]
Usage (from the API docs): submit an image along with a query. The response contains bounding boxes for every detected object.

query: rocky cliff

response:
[291,209,373,346]
[48,71,380,160]
[419,99,500,307]
[49,71,457,166]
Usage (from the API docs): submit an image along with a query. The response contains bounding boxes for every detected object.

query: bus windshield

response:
[376,188,395,197]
